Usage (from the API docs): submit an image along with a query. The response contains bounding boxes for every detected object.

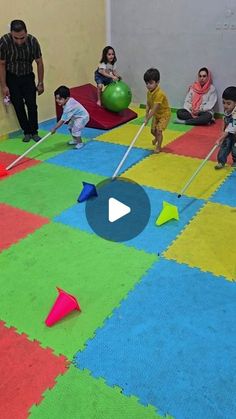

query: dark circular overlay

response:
[85,177,151,242]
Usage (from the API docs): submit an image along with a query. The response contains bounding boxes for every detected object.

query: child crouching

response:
[51,86,89,149]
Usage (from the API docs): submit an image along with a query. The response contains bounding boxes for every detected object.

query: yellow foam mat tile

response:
[129,105,145,117]
[164,201,236,281]
[0,134,8,142]
[122,153,229,199]
[96,124,182,150]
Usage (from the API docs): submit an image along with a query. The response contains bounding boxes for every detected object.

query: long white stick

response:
[112,123,145,179]
[178,143,219,198]
[6,132,52,171]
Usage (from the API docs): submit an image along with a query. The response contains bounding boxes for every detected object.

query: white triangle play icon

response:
[108,197,131,223]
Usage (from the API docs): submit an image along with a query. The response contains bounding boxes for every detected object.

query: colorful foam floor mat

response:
[0,106,235,419]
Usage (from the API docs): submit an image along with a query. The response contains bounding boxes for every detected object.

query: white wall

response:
[110,0,236,111]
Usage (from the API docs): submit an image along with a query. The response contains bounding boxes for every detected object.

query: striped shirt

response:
[0,33,42,76]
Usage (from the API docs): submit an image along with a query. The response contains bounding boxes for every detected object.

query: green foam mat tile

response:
[131,115,193,132]
[0,162,105,218]
[29,366,170,419]
[130,116,152,127]
[0,131,76,161]
[166,121,193,132]
[0,223,156,359]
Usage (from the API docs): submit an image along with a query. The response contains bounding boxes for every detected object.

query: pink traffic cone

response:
[45,287,81,327]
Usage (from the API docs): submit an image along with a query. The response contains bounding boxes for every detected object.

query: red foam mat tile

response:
[0,151,41,179]
[163,128,233,163]
[0,321,68,419]
[189,119,224,136]
[56,84,137,129]
[0,203,50,252]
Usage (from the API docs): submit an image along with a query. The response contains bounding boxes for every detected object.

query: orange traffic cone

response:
[45,287,81,327]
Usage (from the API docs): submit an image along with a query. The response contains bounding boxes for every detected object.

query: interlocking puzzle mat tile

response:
[0,131,72,161]
[75,259,236,419]
[122,153,229,199]
[0,151,41,179]
[166,120,194,132]
[164,202,236,281]
[163,131,233,163]
[129,105,145,117]
[0,321,68,419]
[38,118,56,132]
[0,222,156,358]
[29,366,169,419]
[55,186,204,254]
[96,124,183,150]
[130,115,152,126]
[79,126,107,139]
[210,169,236,207]
[0,203,49,252]
[0,162,104,218]
[123,188,204,254]
[131,113,193,133]
[190,119,223,136]
[38,118,107,138]
[46,140,151,177]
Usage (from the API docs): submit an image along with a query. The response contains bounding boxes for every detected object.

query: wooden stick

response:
[6,132,51,171]
[112,123,145,179]
[178,143,219,198]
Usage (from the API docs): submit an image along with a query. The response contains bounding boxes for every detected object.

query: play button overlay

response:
[85,177,151,242]
[108,198,131,222]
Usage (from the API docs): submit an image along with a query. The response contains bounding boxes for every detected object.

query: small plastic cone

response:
[77,182,98,203]
[0,165,8,178]
[155,201,179,226]
[45,287,81,327]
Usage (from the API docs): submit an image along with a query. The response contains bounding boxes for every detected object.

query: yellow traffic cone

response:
[155,201,179,226]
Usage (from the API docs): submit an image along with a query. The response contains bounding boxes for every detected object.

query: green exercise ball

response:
[101,80,132,112]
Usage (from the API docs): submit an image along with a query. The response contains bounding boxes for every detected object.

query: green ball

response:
[101,80,132,112]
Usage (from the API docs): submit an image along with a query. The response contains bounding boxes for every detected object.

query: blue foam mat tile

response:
[46,140,151,177]
[38,118,58,132]
[54,186,204,254]
[210,169,236,207]
[123,189,204,253]
[82,127,108,138]
[39,118,108,138]
[75,259,236,419]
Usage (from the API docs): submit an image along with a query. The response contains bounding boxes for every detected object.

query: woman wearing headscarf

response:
[175,67,217,125]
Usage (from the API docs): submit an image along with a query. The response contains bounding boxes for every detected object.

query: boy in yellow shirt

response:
[144,68,171,153]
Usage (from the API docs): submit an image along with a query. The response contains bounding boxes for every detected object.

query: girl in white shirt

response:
[94,46,121,106]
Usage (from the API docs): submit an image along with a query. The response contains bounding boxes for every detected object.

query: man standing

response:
[0,20,44,142]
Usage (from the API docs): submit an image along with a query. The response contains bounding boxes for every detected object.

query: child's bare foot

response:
[154,146,161,154]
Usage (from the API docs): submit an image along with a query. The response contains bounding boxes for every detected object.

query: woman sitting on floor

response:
[175,67,217,126]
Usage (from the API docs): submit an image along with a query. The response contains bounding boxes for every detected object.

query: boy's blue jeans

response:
[217,133,236,164]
